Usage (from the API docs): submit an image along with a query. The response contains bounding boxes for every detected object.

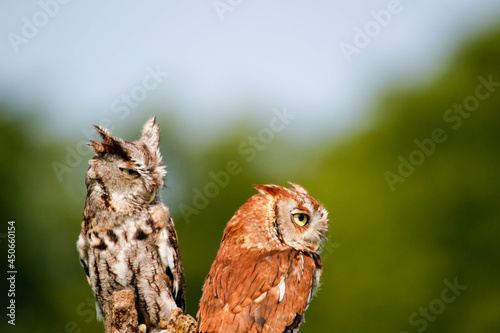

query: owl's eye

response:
[292,213,309,226]
[148,188,156,203]
[121,168,140,177]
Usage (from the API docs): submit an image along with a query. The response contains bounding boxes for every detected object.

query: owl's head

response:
[86,116,166,214]
[226,183,328,253]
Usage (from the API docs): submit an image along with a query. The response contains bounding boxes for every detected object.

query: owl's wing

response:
[156,215,187,311]
[76,233,91,286]
[197,247,322,333]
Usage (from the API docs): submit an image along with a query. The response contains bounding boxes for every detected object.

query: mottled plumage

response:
[77,116,186,330]
[197,183,328,333]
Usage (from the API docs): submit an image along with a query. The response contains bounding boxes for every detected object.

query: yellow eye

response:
[292,213,309,226]
[121,168,139,177]
[149,188,156,203]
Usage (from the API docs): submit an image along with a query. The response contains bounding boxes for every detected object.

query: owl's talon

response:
[138,324,147,333]
[159,319,169,329]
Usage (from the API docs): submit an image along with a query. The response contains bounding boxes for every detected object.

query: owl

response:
[77,116,186,330]
[196,183,328,333]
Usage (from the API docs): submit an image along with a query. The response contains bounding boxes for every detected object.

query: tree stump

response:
[104,290,196,333]
[104,290,138,333]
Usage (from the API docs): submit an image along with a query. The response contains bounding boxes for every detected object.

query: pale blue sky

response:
[1,0,500,142]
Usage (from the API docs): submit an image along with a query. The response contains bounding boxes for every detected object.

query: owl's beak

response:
[148,188,156,203]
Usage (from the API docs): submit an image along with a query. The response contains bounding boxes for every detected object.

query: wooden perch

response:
[104,290,197,333]
[104,290,138,333]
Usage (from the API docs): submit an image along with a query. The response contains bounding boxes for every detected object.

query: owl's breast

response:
[83,209,166,290]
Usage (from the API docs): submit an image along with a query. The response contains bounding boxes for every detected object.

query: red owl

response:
[197,183,329,333]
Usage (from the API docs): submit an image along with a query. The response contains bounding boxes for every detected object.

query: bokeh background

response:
[1,1,500,332]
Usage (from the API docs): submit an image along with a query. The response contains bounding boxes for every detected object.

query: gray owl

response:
[77,116,186,330]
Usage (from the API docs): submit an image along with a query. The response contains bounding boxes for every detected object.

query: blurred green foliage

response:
[1,27,500,333]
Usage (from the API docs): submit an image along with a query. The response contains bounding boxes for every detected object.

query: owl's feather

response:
[198,247,321,333]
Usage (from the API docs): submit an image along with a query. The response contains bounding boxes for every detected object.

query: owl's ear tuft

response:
[254,184,282,199]
[94,125,117,146]
[88,140,105,154]
[141,115,160,150]
[288,182,309,195]
[91,125,131,160]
